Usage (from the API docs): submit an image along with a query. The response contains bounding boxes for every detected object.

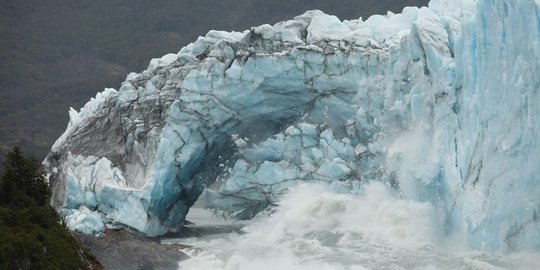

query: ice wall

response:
[452,0,540,250]
[44,0,540,251]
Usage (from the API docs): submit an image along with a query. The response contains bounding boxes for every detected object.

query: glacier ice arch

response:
[44,0,540,251]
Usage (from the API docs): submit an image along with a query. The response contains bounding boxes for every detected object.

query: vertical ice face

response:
[452,0,540,251]
[44,0,540,251]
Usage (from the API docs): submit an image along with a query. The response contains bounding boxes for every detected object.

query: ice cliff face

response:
[44,0,540,251]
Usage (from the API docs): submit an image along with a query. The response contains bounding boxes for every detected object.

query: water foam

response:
[168,182,540,269]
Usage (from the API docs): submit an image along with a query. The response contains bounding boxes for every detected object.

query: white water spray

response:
[168,182,540,270]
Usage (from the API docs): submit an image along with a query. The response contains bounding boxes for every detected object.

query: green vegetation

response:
[0,147,98,270]
[0,0,429,164]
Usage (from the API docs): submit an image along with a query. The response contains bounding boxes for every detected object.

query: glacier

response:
[44,0,540,252]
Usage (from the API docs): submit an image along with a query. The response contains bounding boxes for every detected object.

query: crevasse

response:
[44,0,540,251]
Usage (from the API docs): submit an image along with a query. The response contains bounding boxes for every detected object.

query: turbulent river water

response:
[163,183,540,270]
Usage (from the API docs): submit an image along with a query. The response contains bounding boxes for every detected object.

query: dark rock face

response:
[75,230,188,270]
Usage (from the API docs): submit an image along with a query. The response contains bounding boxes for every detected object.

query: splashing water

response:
[167,182,540,270]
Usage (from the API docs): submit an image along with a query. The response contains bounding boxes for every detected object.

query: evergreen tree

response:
[0,147,50,207]
[0,147,97,270]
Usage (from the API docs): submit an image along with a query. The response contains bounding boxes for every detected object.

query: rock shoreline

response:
[75,229,188,270]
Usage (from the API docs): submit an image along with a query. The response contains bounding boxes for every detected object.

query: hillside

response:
[0,0,429,163]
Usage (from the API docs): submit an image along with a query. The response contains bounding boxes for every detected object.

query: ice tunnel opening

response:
[174,81,369,223]
[178,96,316,224]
